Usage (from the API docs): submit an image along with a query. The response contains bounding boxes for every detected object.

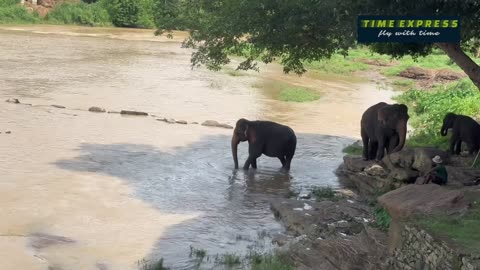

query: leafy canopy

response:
[158,0,480,74]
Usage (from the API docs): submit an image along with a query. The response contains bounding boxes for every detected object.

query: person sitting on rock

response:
[423,156,448,185]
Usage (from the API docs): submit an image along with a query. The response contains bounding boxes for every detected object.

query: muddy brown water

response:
[0,25,394,270]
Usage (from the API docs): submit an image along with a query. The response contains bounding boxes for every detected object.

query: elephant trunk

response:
[440,125,448,136]
[393,119,407,152]
[231,133,240,169]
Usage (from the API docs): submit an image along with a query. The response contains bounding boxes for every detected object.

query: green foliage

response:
[342,143,363,155]
[109,0,140,27]
[418,207,480,254]
[154,0,192,31]
[189,246,207,260]
[395,79,480,148]
[0,0,40,24]
[216,253,241,266]
[392,79,414,87]
[137,258,170,270]
[46,2,111,26]
[278,87,320,103]
[166,0,480,83]
[250,252,294,270]
[312,186,336,201]
[373,206,391,231]
[305,55,369,74]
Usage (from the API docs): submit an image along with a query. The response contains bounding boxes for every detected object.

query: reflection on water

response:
[0,25,394,269]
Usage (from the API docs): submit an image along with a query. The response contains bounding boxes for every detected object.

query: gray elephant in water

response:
[231,118,297,170]
[361,102,409,161]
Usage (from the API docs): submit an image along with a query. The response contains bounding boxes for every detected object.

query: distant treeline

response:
[0,0,190,29]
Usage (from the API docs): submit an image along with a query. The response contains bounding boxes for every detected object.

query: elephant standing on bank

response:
[231,119,297,170]
[440,113,480,155]
[361,102,409,161]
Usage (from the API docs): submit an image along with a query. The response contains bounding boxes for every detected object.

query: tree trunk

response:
[435,42,480,89]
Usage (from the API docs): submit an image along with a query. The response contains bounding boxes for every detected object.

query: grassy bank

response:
[138,247,294,270]
[418,207,480,254]
[304,47,480,77]
[0,0,156,28]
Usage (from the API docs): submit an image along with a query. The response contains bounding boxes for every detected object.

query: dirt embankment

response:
[355,58,466,89]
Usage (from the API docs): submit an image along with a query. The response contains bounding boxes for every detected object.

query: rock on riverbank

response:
[334,148,480,270]
[270,197,389,270]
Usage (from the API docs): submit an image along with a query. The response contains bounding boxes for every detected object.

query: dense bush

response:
[0,0,41,23]
[154,0,191,31]
[395,79,480,148]
[109,0,154,28]
[46,2,111,26]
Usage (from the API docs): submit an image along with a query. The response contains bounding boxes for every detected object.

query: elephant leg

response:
[361,129,369,160]
[278,157,286,167]
[244,144,262,170]
[376,136,386,161]
[369,142,378,160]
[387,134,399,154]
[455,140,462,155]
[284,155,293,171]
[251,159,258,169]
[243,156,258,170]
[449,136,458,154]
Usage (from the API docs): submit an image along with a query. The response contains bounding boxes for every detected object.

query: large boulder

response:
[411,148,449,174]
[290,228,389,270]
[378,184,468,221]
[387,167,419,183]
[271,198,389,270]
[446,166,480,186]
[343,156,376,173]
[382,148,415,170]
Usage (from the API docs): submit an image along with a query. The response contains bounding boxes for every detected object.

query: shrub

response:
[373,206,391,231]
[109,0,154,28]
[0,1,41,24]
[46,2,111,26]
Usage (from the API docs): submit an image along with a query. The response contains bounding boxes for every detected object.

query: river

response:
[0,25,394,270]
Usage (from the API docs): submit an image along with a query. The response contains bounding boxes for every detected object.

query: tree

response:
[158,0,480,89]
[110,0,142,27]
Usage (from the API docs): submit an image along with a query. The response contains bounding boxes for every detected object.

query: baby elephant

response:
[231,118,297,170]
[441,112,480,155]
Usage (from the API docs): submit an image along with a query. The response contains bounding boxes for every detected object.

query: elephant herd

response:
[232,102,480,170]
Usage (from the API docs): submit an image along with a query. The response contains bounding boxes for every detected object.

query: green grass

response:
[417,207,480,254]
[250,253,294,270]
[189,246,207,260]
[137,258,170,270]
[216,253,241,266]
[373,206,391,231]
[342,143,363,155]
[46,2,112,27]
[305,54,369,74]
[312,186,336,201]
[278,87,320,102]
[392,79,415,88]
[395,79,480,148]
